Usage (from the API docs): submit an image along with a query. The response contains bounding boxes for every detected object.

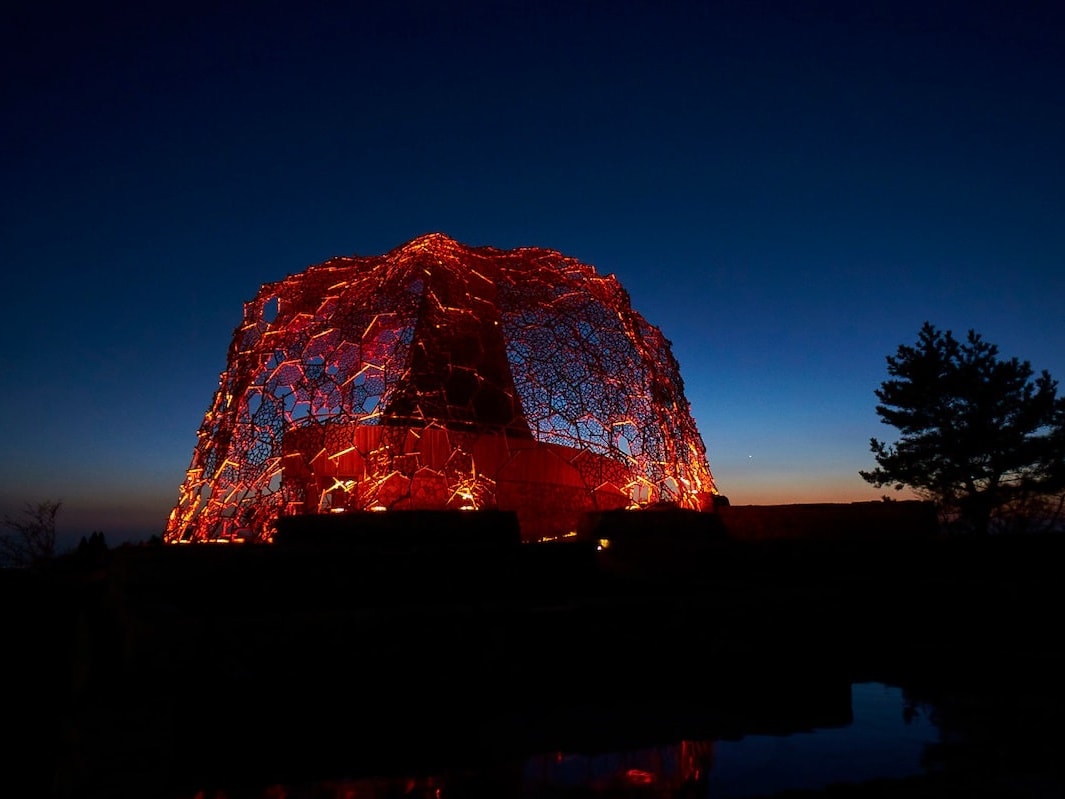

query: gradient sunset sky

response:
[3,1,1063,547]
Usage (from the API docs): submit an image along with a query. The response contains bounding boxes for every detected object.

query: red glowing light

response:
[165,233,719,542]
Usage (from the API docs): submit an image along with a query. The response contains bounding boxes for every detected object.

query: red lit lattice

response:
[166,233,719,542]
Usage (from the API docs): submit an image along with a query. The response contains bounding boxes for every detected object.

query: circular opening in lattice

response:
[166,233,720,543]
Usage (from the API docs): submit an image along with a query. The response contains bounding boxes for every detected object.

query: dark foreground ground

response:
[4,525,1064,798]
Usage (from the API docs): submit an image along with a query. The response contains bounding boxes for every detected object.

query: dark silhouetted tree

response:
[860,323,1065,534]
[0,500,61,567]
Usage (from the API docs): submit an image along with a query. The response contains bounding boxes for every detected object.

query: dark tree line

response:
[0,500,61,567]
[862,323,1065,534]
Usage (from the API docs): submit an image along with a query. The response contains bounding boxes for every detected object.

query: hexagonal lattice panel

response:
[166,233,719,542]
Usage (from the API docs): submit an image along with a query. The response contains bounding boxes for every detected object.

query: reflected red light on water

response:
[625,767,656,784]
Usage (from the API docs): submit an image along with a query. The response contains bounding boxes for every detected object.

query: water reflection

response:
[523,740,713,798]
[180,682,937,799]
[707,682,937,797]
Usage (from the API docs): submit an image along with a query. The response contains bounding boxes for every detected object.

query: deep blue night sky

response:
[3,1,1063,547]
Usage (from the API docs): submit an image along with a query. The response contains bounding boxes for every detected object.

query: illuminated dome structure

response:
[166,233,720,543]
